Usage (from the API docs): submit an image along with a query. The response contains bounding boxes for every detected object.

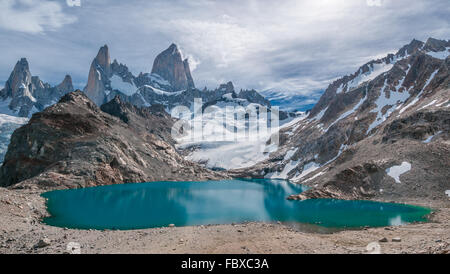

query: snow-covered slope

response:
[233,37,449,202]
[176,98,304,169]
[0,114,28,163]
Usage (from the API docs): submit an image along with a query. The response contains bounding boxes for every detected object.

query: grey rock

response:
[151,43,195,91]
[34,238,51,248]
[0,58,73,117]
[0,91,228,189]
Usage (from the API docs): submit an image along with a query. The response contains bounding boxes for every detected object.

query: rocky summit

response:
[151,43,195,91]
[0,58,73,117]
[82,43,273,111]
[233,38,450,202]
[0,91,227,189]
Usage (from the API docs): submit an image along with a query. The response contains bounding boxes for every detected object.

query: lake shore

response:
[0,187,448,254]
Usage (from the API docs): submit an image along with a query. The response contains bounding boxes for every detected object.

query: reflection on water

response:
[42,179,431,231]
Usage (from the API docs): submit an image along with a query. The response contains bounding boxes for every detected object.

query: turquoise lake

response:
[42,179,431,231]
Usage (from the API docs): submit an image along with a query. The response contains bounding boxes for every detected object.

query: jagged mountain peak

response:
[396,38,424,57]
[0,57,75,117]
[15,58,29,69]
[95,44,111,69]
[56,74,73,92]
[151,43,195,91]
[423,37,450,52]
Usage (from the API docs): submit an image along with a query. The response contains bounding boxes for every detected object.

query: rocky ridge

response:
[0,91,227,189]
[83,44,274,111]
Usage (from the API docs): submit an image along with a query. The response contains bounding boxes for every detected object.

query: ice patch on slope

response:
[292,162,321,181]
[0,114,28,163]
[426,47,450,60]
[386,162,411,184]
[310,106,328,121]
[423,131,442,143]
[266,159,300,179]
[326,93,367,132]
[418,100,437,110]
[398,68,439,115]
[346,62,394,92]
[366,67,413,134]
[110,75,137,96]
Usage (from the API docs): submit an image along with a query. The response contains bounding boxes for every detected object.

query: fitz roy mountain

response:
[83,43,271,111]
[233,37,450,202]
[0,43,276,164]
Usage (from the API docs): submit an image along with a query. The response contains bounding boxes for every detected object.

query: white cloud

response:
[186,54,200,71]
[66,0,81,7]
[0,0,448,101]
[0,0,76,33]
[367,0,384,7]
[166,18,267,68]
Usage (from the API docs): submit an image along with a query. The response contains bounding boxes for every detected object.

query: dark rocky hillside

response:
[0,91,226,189]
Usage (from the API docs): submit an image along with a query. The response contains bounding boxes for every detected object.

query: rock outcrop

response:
[84,45,110,105]
[0,91,227,189]
[151,43,195,91]
[0,58,73,117]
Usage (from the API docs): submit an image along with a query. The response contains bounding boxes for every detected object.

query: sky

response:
[0,0,449,102]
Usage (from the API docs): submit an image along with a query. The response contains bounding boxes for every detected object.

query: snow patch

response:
[266,158,300,179]
[346,62,393,92]
[292,162,321,181]
[386,162,411,184]
[398,69,439,115]
[283,148,297,161]
[310,106,328,121]
[367,79,411,134]
[110,75,137,96]
[418,100,437,110]
[426,47,450,60]
[423,131,442,143]
[326,93,367,132]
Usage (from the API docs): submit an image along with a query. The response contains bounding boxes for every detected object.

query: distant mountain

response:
[234,37,450,202]
[0,91,227,189]
[0,59,74,163]
[0,58,73,117]
[83,44,273,111]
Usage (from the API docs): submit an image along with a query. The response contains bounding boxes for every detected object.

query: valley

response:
[0,37,448,254]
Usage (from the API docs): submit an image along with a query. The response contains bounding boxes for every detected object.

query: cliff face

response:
[83,45,111,106]
[0,91,227,189]
[151,44,195,91]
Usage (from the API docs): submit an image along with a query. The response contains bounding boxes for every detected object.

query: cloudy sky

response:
[0,0,448,101]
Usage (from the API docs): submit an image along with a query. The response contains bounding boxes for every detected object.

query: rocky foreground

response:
[0,91,226,189]
[0,187,448,254]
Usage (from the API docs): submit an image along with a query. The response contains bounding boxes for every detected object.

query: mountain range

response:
[234,37,449,201]
[0,37,448,202]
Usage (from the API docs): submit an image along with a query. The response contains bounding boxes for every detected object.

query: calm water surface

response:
[42,179,431,230]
